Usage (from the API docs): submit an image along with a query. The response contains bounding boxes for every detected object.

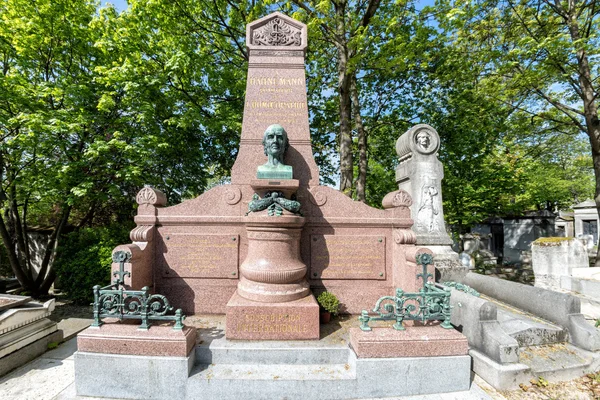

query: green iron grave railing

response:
[358,252,452,331]
[91,250,185,330]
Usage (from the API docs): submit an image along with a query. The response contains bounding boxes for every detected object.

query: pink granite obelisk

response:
[225,13,319,340]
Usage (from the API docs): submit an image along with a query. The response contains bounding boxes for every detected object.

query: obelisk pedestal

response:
[226,180,319,339]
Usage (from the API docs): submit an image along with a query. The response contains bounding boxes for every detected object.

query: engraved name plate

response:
[310,235,386,280]
[159,234,239,279]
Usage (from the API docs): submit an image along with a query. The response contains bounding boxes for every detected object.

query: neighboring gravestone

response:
[395,124,465,280]
[532,237,588,290]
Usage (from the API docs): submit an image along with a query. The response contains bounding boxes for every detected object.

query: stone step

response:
[192,362,356,381]
[483,295,568,346]
[518,343,600,382]
[196,335,349,365]
[187,362,357,400]
[186,354,472,400]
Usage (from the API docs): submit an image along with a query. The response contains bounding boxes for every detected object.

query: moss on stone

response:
[533,237,575,246]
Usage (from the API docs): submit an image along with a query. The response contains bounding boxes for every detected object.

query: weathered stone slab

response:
[532,237,588,290]
[349,326,468,358]
[310,235,386,280]
[77,324,196,357]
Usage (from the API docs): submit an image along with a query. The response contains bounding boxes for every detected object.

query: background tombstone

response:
[395,124,466,281]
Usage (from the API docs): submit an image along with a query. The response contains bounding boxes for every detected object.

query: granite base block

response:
[354,352,472,398]
[77,323,196,357]
[226,291,319,340]
[349,325,469,358]
[75,351,194,400]
[470,349,530,390]
[186,352,471,399]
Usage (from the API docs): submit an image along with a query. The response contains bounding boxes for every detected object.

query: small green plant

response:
[317,291,339,315]
[47,342,59,350]
[595,318,599,328]
[530,376,549,387]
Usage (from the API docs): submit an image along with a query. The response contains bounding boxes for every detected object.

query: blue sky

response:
[102,0,128,12]
[103,0,436,13]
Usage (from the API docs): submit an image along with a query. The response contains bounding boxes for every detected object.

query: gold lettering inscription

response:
[248,101,306,109]
[248,77,304,86]
[236,322,308,333]
[161,234,239,278]
[235,313,308,334]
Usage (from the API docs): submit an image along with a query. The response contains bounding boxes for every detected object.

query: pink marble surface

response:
[110,13,426,318]
[349,326,468,358]
[231,14,318,188]
[226,291,319,340]
[77,324,196,357]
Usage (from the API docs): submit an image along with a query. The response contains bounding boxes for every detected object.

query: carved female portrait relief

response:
[416,183,440,233]
[410,127,439,155]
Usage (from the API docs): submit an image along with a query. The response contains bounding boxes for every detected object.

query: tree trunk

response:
[351,73,367,202]
[564,5,600,266]
[34,204,72,295]
[334,1,354,197]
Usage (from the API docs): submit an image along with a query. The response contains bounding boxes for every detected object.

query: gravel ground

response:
[500,373,600,400]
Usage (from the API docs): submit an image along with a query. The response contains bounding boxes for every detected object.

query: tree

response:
[0,0,105,294]
[289,0,383,199]
[433,0,599,250]
[0,0,244,295]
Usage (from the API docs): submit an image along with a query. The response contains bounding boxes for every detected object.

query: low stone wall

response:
[462,272,600,351]
[448,288,519,364]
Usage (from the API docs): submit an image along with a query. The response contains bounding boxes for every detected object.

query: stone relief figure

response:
[252,17,302,46]
[257,124,293,179]
[417,183,440,233]
[415,130,432,151]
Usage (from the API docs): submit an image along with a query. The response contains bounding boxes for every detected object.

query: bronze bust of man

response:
[257,124,293,179]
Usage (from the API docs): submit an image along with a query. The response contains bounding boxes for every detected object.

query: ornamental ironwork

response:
[91,251,185,330]
[358,253,452,331]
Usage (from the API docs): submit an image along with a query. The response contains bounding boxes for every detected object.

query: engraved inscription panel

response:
[159,234,239,279]
[234,313,309,334]
[310,235,386,280]
[244,73,307,125]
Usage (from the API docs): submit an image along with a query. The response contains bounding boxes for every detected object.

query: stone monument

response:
[396,124,465,281]
[74,12,473,400]
[0,296,61,377]
[110,12,428,329]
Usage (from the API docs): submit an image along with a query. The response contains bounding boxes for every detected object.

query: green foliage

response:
[428,0,598,229]
[317,291,340,315]
[47,342,59,350]
[54,224,132,304]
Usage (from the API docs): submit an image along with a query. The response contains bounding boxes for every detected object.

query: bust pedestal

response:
[226,181,319,340]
